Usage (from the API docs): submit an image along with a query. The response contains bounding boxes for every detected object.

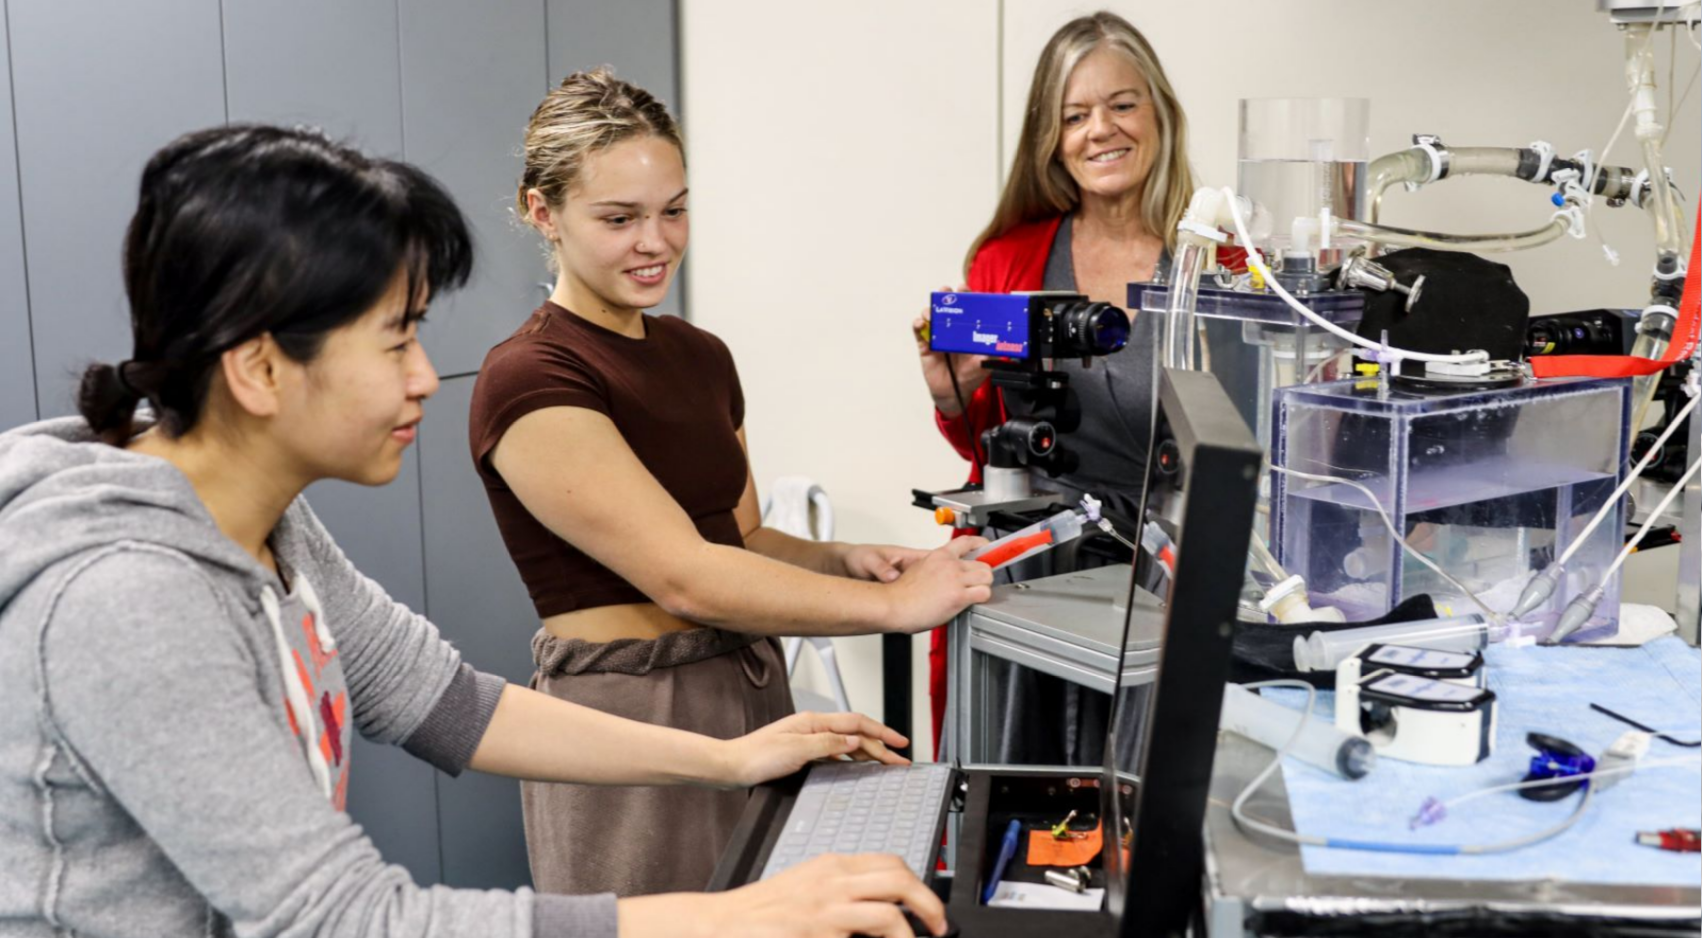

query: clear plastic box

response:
[1271,376,1632,638]
[1130,282,1364,455]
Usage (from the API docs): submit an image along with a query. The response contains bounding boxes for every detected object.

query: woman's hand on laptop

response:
[619,853,949,938]
[721,710,910,789]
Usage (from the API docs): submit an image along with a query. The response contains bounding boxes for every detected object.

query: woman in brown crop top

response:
[469,69,993,913]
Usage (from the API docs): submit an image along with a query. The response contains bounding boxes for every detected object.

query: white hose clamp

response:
[1177,219,1228,244]
[1404,135,1448,193]
[1630,168,1651,208]
[1550,167,1590,230]
[1637,303,1679,342]
[1528,140,1556,183]
[1571,149,1597,195]
[1627,168,1681,210]
[1553,203,1588,239]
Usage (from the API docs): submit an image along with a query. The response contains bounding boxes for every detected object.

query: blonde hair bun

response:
[516,67,684,218]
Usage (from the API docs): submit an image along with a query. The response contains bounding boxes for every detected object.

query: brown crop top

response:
[468,302,749,617]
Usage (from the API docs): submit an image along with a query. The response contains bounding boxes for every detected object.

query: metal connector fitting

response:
[1339,255,1425,312]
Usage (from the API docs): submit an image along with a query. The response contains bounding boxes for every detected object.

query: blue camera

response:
[927,291,1130,361]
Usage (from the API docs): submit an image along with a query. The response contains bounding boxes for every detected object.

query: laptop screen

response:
[1100,367,1263,936]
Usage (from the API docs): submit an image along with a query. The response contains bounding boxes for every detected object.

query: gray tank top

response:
[1001,216,1162,512]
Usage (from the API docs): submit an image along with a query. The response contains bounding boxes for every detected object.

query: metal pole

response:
[1678,382,1700,645]
[880,633,912,759]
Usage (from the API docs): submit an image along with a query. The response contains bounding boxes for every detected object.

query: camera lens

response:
[1055,301,1130,357]
[1526,316,1615,356]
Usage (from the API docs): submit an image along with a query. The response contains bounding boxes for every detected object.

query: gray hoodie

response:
[0,417,618,938]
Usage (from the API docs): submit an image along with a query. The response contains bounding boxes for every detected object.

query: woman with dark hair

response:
[0,124,948,938]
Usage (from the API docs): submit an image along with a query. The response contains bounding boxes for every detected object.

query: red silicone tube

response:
[974,530,1054,568]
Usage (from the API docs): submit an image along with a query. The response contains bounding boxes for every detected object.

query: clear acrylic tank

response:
[1130,282,1364,456]
[1271,376,1632,638]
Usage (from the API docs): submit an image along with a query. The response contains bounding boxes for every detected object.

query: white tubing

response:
[1222,188,1489,367]
[1557,391,1700,567]
[1605,454,1702,581]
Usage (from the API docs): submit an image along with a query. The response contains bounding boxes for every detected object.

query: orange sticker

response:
[1025,822,1103,867]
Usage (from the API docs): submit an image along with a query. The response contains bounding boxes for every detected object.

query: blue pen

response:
[981,819,1023,904]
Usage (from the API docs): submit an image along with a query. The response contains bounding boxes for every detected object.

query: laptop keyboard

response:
[760,762,956,880]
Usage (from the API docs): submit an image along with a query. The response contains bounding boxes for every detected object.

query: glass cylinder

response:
[1238,98,1371,260]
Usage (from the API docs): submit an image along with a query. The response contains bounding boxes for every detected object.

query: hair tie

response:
[113,361,142,399]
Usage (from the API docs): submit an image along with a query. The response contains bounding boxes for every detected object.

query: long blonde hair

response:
[966,12,1193,273]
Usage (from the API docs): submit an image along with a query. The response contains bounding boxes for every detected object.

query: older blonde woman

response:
[913,11,1240,759]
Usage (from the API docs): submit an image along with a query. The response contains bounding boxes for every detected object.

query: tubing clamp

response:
[1404,134,1449,192]
[1553,203,1588,239]
[1626,168,1680,211]
[1528,140,1556,183]
[1570,149,1597,198]
[1631,168,1651,208]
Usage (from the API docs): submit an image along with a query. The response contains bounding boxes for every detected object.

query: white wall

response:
[681,1,1002,748]
[682,1,1701,751]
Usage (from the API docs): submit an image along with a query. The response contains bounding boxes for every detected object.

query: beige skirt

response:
[522,627,795,897]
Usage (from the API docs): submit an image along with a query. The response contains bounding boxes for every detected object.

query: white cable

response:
[1605,454,1702,580]
[1222,188,1488,367]
[1269,464,1506,626]
[1595,98,1636,185]
[1229,680,1327,847]
[1556,391,1700,567]
[1588,96,1638,265]
[1228,681,1622,855]
[1664,57,1701,147]
[1442,756,1700,811]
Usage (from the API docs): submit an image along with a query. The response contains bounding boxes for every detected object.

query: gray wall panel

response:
[222,0,403,156]
[418,374,533,888]
[545,0,685,320]
[10,0,225,417]
[546,0,678,109]
[400,0,549,379]
[0,3,37,432]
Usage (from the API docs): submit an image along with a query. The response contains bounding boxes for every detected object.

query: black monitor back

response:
[1103,367,1263,937]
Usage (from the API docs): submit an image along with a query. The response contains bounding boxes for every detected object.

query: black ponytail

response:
[81,124,474,445]
[77,361,143,446]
